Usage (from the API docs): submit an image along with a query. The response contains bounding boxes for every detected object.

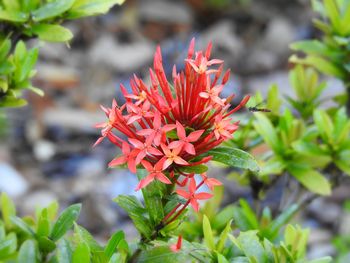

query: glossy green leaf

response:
[31,0,75,21]
[289,54,346,79]
[72,241,90,263]
[67,0,124,19]
[10,216,35,236]
[74,224,103,252]
[18,240,38,263]
[31,24,73,42]
[287,165,331,195]
[56,239,73,263]
[267,204,299,239]
[0,192,16,227]
[2,0,20,10]
[0,10,28,22]
[216,219,232,252]
[137,246,186,263]
[104,230,124,259]
[0,96,27,108]
[38,236,56,253]
[0,233,17,259]
[207,147,259,172]
[253,113,281,153]
[136,169,164,226]
[113,195,152,239]
[203,215,215,251]
[37,209,50,237]
[50,204,81,241]
[19,47,38,82]
[179,164,208,174]
[236,231,268,262]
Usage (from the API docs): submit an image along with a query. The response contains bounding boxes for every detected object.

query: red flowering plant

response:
[95,39,257,242]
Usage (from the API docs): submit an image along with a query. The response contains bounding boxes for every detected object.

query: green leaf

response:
[287,165,331,195]
[0,192,16,228]
[113,195,152,239]
[31,24,73,42]
[290,40,339,58]
[217,253,229,263]
[50,204,81,242]
[37,209,50,237]
[19,47,38,82]
[203,215,215,251]
[267,204,299,239]
[38,236,56,253]
[104,230,124,259]
[31,0,75,21]
[335,159,350,175]
[236,231,268,262]
[253,113,281,154]
[74,224,103,252]
[289,54,346,79]
[137,246,186,263]
[0,10,28,22]
[0,233,17,259]
[72,241,90,263]
[0,38,11,61]
[206,147,259,172]
[0,95,27,108]
[324,0,343,34]
[10,216,35,236]
[18,240,38,263]
[56,239,73,263]
[136,169,164,226]
[216,219,232,252]
[313,110,333,143]
[178,164,208,174]
[2,0,20,10]
[67,0,124,19]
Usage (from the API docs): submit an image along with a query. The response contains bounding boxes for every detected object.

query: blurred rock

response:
[201,20,243,63]
[35,63,80,90]
[33,140,56,162]
[21,190,58,214]
[89,35,155,72]
[246,71,291,96]
[308,243,335,260]
[308,228,332,244]
[244,49,279,73]
[262,17,295,56]
[308,199,342,225]
[339,212,350,235]
[42,108,104,132]
[139,0,193,24]
[0,163,29,198]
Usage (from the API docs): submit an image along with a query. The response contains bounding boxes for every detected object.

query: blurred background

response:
[0,0,349,259]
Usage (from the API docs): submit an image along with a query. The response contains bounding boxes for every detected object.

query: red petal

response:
[187,130,204,142]
[168,140,184,149]
[190,199,199,212]
[189,177,196,194]
[195,192,213,200]
[176,189,190,199]
[176,121,186,139]
[108,156,126,167]
[141,160,153,171]
[128,138,144,149]
[156,173,171,184]
[174,156,188,166]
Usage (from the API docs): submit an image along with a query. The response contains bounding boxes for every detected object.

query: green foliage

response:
[290,0,350,90]
[0,0,124,108]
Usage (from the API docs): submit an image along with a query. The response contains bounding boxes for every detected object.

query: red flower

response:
[161,143,188,170]
[108,141,137,173]
[129,135,163,164]
[176,178,212,212]
[136,159,171,190]
[137,111,176,146]
[95,38,249,209]
[168,121,204,155]
[200,173,222,191]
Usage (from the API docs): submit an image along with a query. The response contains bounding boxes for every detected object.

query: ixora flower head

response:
[95,38,249,212]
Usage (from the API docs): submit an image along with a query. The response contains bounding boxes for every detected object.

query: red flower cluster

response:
[95,39,249,210]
